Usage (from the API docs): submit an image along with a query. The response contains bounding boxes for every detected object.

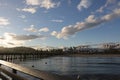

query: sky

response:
[0,0,120,48]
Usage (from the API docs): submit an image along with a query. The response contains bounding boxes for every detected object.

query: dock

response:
[0,60,75,80]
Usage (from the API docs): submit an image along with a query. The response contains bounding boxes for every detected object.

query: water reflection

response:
[19,56,120,75]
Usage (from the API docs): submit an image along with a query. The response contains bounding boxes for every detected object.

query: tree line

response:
[0,46,120,55]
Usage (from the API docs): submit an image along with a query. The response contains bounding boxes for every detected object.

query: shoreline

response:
[67,74,120,80]
[66,53,120,57]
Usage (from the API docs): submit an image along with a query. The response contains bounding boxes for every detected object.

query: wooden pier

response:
[0,60,75,80]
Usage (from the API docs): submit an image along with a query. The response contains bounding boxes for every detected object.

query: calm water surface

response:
[19,56,120,75]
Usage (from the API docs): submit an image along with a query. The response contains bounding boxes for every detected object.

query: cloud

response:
[13,34,46,40]
[22,7,36,14]
[0,32,47,47]
[24,25,49,32]
[40,0,60,9]
[19,15,26,19]
[51,31,57,36]
[51,8,120,39]
[0,17,10,26]
[4,33,47,40]
[24,25,37,32]
[17,7,36,14]
[96,0,116,13]
[25,0,60,9]
[102,8,120,21]
[0,37,4,40]
[51,19,63,23]
[77,0,91,11]
[39,27,49,32]
[0,33,25,47]
[26,0,40,5]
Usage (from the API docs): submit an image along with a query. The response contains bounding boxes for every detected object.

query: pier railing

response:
[0,60,74,80]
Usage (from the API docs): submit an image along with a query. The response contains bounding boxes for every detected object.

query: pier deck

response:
[0,60,75,80]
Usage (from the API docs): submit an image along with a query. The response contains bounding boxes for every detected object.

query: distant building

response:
[102,43,120,49]
[63,43,120,53]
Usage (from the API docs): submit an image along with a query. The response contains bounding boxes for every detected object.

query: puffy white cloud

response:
[51,19,63,23]
[24,25,49,33]
[24,25,37,32]
[39,27,49,32]
[85,15,97,23]
[51,8,120,39]
[17,0,60,14]
[51,25,79,39]
[0,17,10,26]
[17,7,36,14]
[51,31,57,36]
[40,0,60,9]
[26,0,40,5]
[77,0,91,11]
[25,0,60,9]
[22,7,36,14]
[96,0,116,13]
[102,8,120,21]
[0,32,47,47]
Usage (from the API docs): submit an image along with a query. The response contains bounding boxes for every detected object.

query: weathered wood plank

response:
[0,60,75,80]
[0,68,28,80]
[0,72,9,80]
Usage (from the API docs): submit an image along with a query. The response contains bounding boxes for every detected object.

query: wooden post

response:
[12,69,17,80]
[12,69,17,74]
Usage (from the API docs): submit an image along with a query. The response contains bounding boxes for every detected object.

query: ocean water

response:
[19,56,120,75]
[2,56,120,80]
